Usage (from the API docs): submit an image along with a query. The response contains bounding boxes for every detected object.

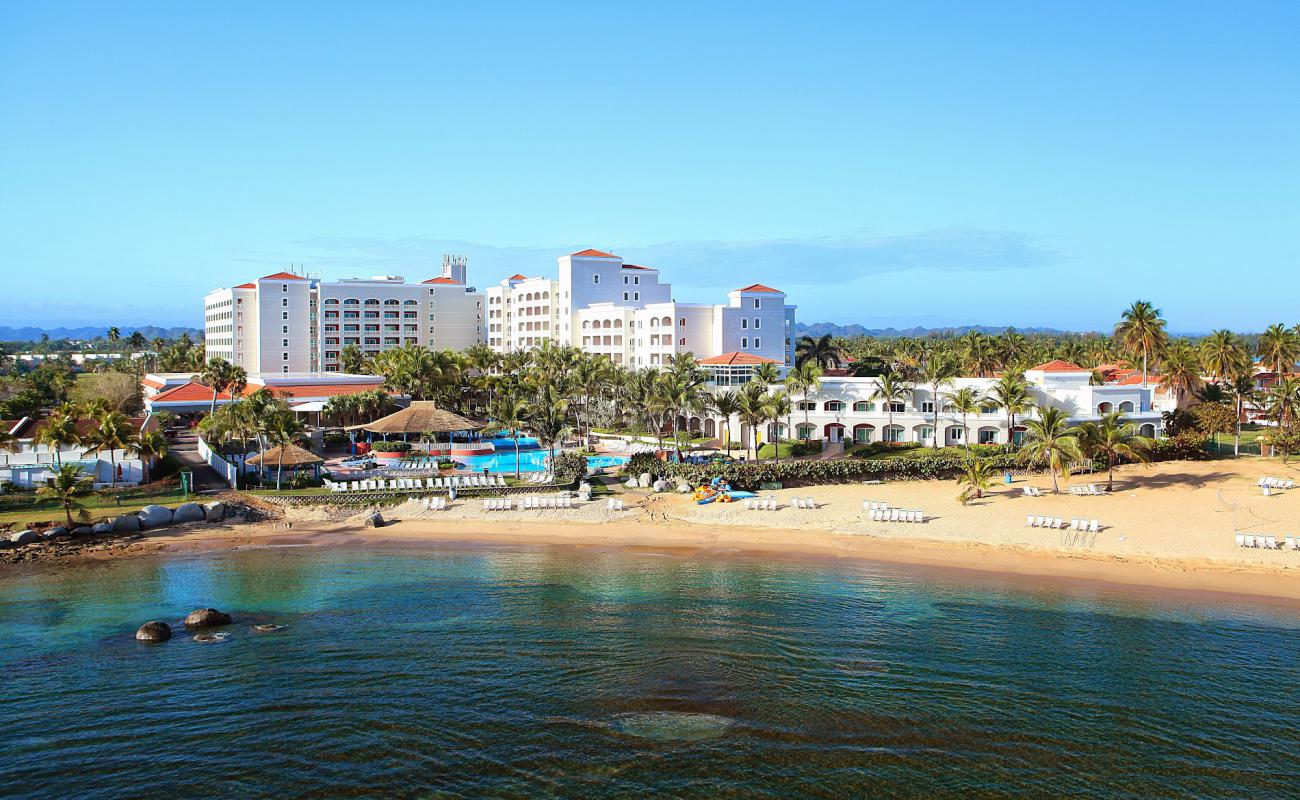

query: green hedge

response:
[625,451,1024,490]
[552,451,588,485]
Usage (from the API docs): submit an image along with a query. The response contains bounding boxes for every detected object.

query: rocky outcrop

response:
[172,503,205,524]
[135,621,172,642]
[112,515,142,533]
[184,608,233,627]
[42,527,69,540]
[204,502,226,523]
[9,530,38,545]
[92,522,113,535]
[136,505,173,528]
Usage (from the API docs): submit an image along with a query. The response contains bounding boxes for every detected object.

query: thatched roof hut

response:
[346,401,482,436]
[245,443,324,468]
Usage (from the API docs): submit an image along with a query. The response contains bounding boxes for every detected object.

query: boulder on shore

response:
[173,503,205,524]
[91,522,113,535]
[9,530,38,545]
[366,511,385,528]
[638,472,653,488]
[112,515,142,533]
[71,526,94,537]
[652,478,667,493]
[137,505,173,529]
[135,621,172,642]
[625,478,638,490]
[675,479,692,493]
[42,526,70,540]
[184,608,233,627]
[203,502,226,523]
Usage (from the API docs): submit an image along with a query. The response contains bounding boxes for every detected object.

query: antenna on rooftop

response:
[441,253,468,284]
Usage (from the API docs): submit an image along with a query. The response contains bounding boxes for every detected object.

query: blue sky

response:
[2,1,1297,332]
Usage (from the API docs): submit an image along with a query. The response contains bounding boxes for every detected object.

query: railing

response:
[197,437,240,489]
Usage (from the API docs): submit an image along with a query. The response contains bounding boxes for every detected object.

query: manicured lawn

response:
[0,486,191,529]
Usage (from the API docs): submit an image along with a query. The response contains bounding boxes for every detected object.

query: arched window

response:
[614,319,623,328]
[403,299,417,305]
[884,424,905,443]
[661,316,672,327]
[1098,402,1114,414]
[1139,423,1156,437]
[364,299,379,306]
[796,423,817,439]
[323,298,339,305]
[581,320,590,330]
[542,291,549,299]
[343,298,360,305]
[824,401,845,412]
[649,317,659,327]
[1119,401,1135,413]
[384,299,399,305]
[853,401,874,412]
[853,423,875,443]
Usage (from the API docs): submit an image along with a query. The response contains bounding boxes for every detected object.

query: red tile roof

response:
[735,283,782,294]
[12,416,152,439]
[508,274,528,281]
[234,282,256,289]
[141,377,166,390]
[571,248,619,258]
[422,277,460,284]
[149,382,233,404]
[261,272,307,280]
[246,382,387,400]
[1029,360,1086,373]
[698,351,781,366]
[1115,374,1164,386]
[622,264,655,271]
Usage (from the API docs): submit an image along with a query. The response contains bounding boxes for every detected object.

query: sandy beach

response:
[94,456,1300,604]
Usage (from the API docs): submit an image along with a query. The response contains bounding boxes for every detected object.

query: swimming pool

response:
[395,450,628,473]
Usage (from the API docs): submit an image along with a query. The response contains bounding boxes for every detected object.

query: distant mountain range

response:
[794,322,1090,338]
[0,325,203,342]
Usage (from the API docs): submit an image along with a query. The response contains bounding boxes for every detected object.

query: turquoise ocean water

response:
[1,544,1297,798]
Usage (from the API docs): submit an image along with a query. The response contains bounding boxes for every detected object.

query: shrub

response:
[369,440,413,453]
[552,451,588,485]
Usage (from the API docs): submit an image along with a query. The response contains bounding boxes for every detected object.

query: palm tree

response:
[88,410,137,488]
[199,358,247,416]
[872,371,910,446]
[1264,375,1300,428]
[264,408,306,491]
[339,343,367,375]
[766,391,792,461]
[489,392,529,480]
[1257,323,1300,376]
[1077,411,1153,491]
[752,362,781,386]
[1114,300,1168,386]
[106,326,121,345]
[737,383,773,461]
[37,464,94,527]
[134,429,169,484]
[920,352,958,450]
[794,334,842,370]
[712,390,741,452]
[36,410,81,468]
[1159,340,1203,402]
[956,457,995,504]
[945,386,982,452]
[1019,406,1083,494]
[786,361,823,441]
[989,372,1032,448]
[1226,372,1256,456]
[1199,329,1247,385]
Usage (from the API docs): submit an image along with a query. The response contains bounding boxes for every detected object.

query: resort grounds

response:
[50,455,1300,604]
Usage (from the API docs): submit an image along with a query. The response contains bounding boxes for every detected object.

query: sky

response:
[2,1,1298,332]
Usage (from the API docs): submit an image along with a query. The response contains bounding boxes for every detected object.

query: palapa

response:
[345,401,483,435]
[245,442,324,467]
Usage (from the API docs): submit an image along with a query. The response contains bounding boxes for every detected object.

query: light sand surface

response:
[134,458,1300,603]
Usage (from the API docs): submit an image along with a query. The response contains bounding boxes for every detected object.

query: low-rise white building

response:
[204,257,484,374]
[0,415,158,488]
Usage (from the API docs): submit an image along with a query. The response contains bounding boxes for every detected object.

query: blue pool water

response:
[461,449,629,473]
[482,435,541,450]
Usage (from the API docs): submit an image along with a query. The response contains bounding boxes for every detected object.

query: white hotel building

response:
[204,257,484,374]
[486,249,798,368]
[682,360,1170,448]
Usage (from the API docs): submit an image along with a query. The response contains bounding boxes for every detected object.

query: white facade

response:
[488,249,797,367]
[0,417,155,489]
[204,259,484,373]
[684,361,1168,448]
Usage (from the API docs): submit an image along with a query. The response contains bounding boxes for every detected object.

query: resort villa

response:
[0,415,159,489]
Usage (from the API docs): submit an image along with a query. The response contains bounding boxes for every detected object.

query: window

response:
[825,401,845,412]
[282,352,289,361]
[753,318,760,329]
[623,292,629,301]
[754,338,760,348]
[623,276,629,285]
[921,401,935,413]
[853,401,875,412]
[593,274,600,285]
[282,339,288,347]
[888,401,905,413]
[282,298,288,307]
[282,312,288,320]
[282,326,288,334]
[679,318,686,328]
[282,284,288,292]
[633,292,639,301]
[741,319,748,329]
[741,337,748,348]
[753,298,761,309]
[679,337,686,346]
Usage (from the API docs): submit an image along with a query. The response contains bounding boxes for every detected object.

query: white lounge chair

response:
[1265,536,1278,549]
[1026,515,1035,527]
[1244,535,1256,548]
[1236,533,1246,547]
[1088,519,1099,532]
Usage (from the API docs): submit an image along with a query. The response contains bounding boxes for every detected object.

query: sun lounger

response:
[1087,519,1098,532]
[1265,535,1278,549]
[1235,533,1246,547]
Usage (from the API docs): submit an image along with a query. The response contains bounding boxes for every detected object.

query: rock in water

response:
[366,512,385,528]
[173,503,205,523]
[112,515,142,533]
[193,632,230,644]
[184,608,233,627]
[137,505,173,529]
[136,621,172,642]
[612,712,734,741]
[9,530,38,545]
[203,502,226,523]
[253,624,285,633]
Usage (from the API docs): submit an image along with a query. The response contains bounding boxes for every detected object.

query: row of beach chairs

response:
[1258,477,1295,490]
[1067,485,1107,496]
[525,472,553,484]
[326,475,507,493]
[606,498,627,511]
[520,495,573,510]
[1027,515,1100,532]
[1235,534,1300,550]
[743,496,779,511]
[420,496,449,511]
[868,508,925,523]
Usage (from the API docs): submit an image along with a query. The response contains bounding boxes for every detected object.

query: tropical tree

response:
[1264,375,1300,428]
[766,391,792,461]
[945,386,982,453]
[712,390,741,452]
[36,464,94,527]
[786,361,823,441]
[87,410,138,488]
[989,372,1032,448]
[1077,411,1153,491]
[752,362,781,386]
[1226,371,1256,456]
[1114,300,1168,386]
[871,370,911,446]
[106,326,121,345]
[794,334,842,370]
[339,343,367,375]
[1018,405,1082,493]
[920,352,959,450]
[36,409,81,468]
[264,407,306,491]
[956,456,996,504]
[1199,329,1247,385]
[134,429,170,484]
[199,357,247,416]
[1159,340,1203,401]
[737,382,773,461]
[489,392,529,480]
[526,381,571,466]
[1257,323,1300,376]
